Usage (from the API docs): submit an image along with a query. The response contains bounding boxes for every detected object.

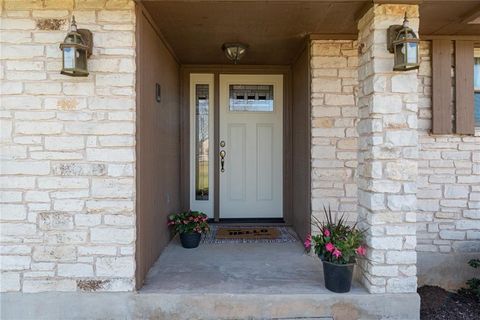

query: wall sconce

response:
[222,43,248,64]
[387,13,419,71]
[59,16,92,77]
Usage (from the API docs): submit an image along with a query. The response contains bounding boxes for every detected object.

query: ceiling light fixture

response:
[222,43,248,64]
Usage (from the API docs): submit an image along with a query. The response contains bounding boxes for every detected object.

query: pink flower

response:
[355,246,366,256]
[332,248,342,258]
[167,221,174,226]
[323,229,330,237]
[304,234,312,250]
[325,242,335,252]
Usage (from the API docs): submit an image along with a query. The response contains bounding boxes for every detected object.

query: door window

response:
[229,84,274,112]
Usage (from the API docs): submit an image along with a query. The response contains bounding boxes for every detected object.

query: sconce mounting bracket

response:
[78,29,93,57]
[387,25,402,53]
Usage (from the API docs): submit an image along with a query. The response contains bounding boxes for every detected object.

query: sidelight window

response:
[195,84,209,200]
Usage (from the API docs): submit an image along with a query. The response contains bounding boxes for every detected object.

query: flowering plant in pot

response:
[305,206,366,293]
[168,211,209,249]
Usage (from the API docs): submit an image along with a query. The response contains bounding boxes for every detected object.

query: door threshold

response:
[210,218,285,224]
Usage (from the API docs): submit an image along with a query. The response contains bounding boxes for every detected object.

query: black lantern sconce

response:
[387,13,420,71]
[59,16,93,77]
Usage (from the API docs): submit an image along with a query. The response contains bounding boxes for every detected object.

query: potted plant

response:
[168,211,209,249]
[304,207,366,293]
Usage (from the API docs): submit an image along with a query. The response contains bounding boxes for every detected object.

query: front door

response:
[219,74,283,219]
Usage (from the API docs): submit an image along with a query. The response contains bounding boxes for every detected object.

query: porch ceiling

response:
[141,1,480,65]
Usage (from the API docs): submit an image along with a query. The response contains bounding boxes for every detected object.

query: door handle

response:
[220,150,226,173]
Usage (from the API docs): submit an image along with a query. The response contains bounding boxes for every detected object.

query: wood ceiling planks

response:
[143,1,364,64]
[142,0,480,64]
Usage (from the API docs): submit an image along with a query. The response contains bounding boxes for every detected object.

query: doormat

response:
[217,227,280,239]
[202,225,298,244]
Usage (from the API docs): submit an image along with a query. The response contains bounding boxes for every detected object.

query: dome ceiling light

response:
[222,43,248,64]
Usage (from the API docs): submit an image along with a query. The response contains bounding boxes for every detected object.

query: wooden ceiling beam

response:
[354,1,373,22]
[460,4,480,24]
[309,34,358,40]
[421,35,480,41]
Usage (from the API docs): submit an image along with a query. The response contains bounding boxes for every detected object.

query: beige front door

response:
[219,74,283,219]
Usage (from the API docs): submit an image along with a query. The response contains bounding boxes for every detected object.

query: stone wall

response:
[417,40,480,254]
[310,13,479,292]
[310,40,359,223]
[416,40,480,288]
[0,0,137,293]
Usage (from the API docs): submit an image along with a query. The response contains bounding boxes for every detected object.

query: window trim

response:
[189,74,215,218]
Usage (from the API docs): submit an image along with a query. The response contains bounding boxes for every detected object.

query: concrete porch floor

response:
[129,237,419,319]
[140,236,366,294]
[1,239,420,319]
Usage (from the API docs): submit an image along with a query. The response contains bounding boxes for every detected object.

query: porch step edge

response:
[1,292,420,320]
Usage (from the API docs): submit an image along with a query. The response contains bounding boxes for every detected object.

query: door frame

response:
[180,65,293,223]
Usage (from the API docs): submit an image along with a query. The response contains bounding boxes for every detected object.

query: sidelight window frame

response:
[189,74,215,218]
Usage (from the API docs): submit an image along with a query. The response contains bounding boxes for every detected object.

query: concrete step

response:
[2,291,420,320]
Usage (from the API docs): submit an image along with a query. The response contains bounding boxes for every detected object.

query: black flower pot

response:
[322,260,354,293]
[180,232,201,249]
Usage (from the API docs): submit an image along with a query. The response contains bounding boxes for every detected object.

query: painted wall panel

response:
[292,43,311,242]
[136,6,181,289]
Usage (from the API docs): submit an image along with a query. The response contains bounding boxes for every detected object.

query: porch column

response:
[357,4,419,293]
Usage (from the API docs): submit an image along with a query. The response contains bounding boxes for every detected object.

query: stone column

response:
[357,4,419,293]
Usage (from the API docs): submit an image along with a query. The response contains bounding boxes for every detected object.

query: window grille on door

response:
[229,84,274,112]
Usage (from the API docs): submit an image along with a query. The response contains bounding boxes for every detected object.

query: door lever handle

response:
[219,150,226,173]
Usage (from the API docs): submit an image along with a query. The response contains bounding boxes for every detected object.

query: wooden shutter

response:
[455,40,475,135]
[432,39,476,135]
[432,39,453,134]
